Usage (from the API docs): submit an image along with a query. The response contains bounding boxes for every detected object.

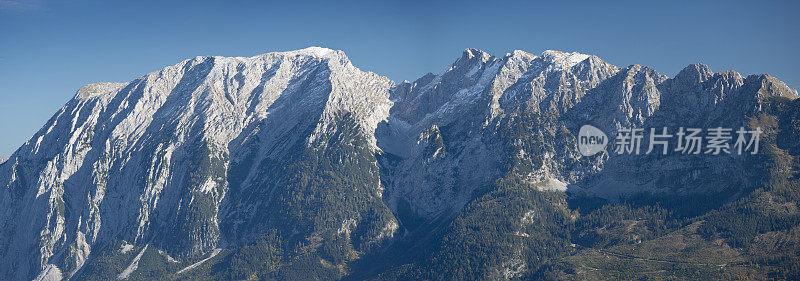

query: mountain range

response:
[1,47,798,281]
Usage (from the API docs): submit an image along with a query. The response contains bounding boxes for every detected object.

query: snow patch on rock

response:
[33,264,62,281]
[176,249,222,275]
[117,244,148,280]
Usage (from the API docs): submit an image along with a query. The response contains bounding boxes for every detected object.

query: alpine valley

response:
[1,47,799,281]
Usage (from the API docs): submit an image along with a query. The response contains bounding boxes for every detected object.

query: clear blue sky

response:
[1,0,798,156]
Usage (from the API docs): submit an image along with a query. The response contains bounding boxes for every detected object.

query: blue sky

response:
[1,0,798,156]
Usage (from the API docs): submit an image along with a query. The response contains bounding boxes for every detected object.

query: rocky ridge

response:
[0,47,796,280]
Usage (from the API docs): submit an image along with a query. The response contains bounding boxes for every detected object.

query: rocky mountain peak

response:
[447,48,497,75]
[745,73,799,100]
[2,47,798,281]
[539,50,591,71]
[504,49,536,61]
[460,48,493,62]
[674,63,714,84]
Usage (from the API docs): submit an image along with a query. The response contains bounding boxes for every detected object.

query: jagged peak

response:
[715,69,745,80]
[745,73,799,100]
[580,55,616,68]
[540,50,591,70]
[504,50,537,60]
[412,72,437,86]
[570,54,619,74]
[501,50,538,70]
[188,47,348,66]
[449,48,494,70]
[620,63,658,74]
[461,48,492,61]
[445,49,612,77]
[675,63,714,83]
[611,64,668,85]
[73,47,351,101]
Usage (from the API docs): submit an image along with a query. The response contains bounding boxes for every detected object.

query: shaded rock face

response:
[377,48,796,222]
[0,47,796,280]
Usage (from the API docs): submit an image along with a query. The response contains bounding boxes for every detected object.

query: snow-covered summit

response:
[291,46,339,57]
[540,50,591,70]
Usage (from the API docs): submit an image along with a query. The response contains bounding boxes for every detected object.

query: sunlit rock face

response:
[0,47,796,280]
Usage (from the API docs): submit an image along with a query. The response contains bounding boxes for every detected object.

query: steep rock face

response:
[377,49,622,221]
[372,53,798,280]
[377,47,797,227]
[568,64,799,201]
[0,47,797,280]
[0,47,396,280]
